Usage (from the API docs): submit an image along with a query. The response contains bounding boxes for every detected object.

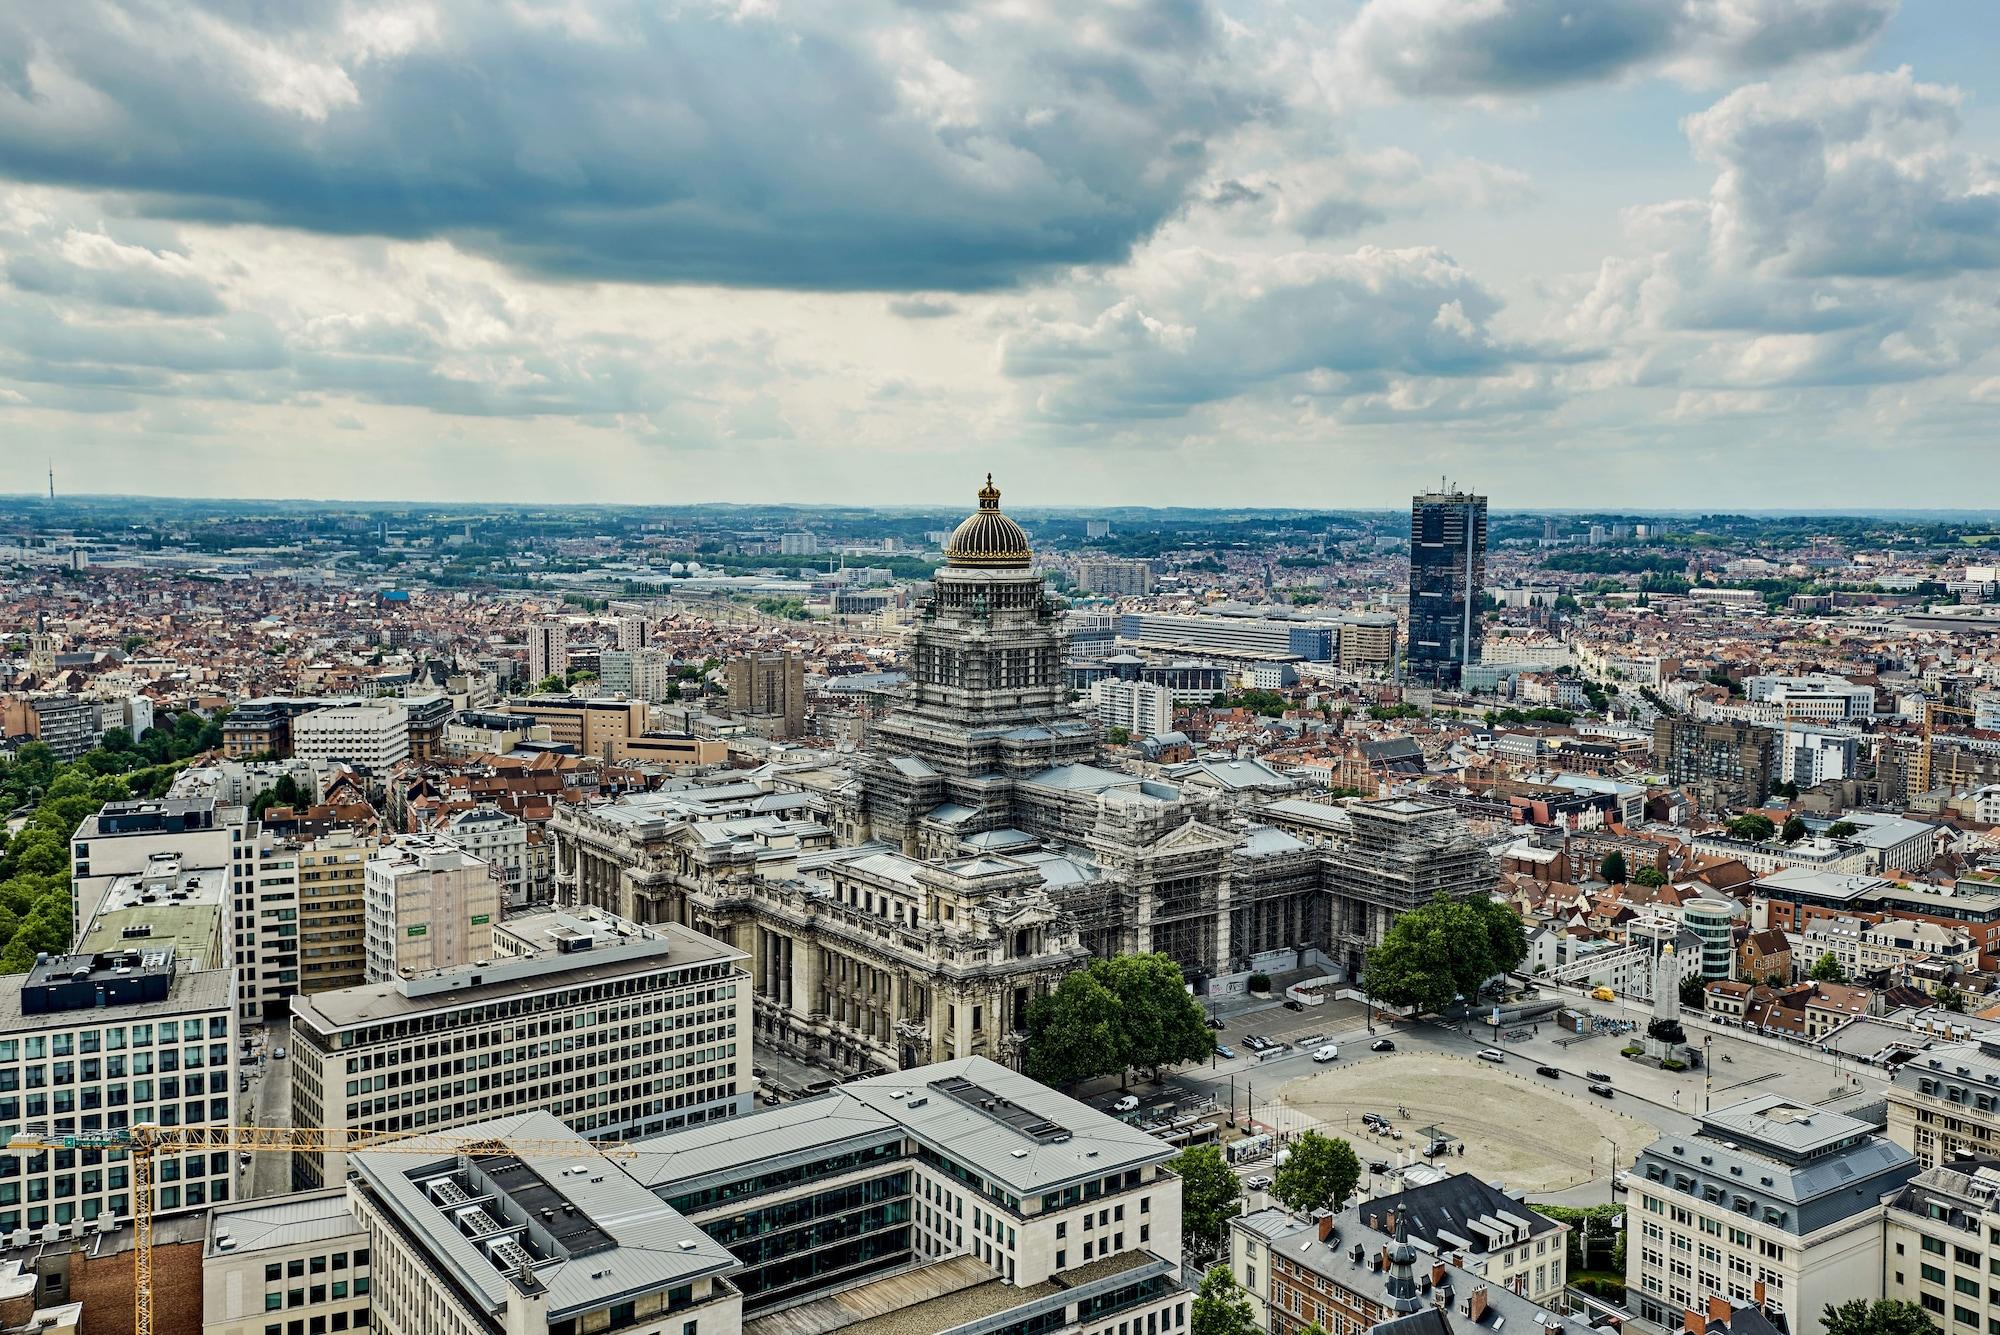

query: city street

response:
[240,1020,295,1200]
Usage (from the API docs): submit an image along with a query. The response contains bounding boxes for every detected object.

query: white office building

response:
[598,647,677,703]
[438,806,532,907]
[1745,674,1876,724]
[0,951,237,1235]
[202,1188,372,1335]
[1775,726,1860,788]
[288,913,750,1189]
[292,704,409,771]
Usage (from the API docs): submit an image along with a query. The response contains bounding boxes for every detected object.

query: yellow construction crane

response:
[1915,698,1980,796]
[6,1122,636,1335]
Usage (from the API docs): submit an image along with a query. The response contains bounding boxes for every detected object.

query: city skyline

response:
[0,2,1996,508]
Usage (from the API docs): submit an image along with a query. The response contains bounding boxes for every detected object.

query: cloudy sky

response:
[1,0,1995,509]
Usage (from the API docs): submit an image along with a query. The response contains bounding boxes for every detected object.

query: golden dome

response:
[945,473,1032,569]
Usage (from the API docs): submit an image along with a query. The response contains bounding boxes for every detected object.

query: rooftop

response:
[207,1188,364,1259]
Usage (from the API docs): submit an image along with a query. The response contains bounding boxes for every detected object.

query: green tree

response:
[1097,954,1214,1078]
[1168,1145,1241,1256]
[1106,726,1132,746]
[1827,820,1860,838]
[1273,1131,1361,1214]
[1937,984,1968,1013]
[1599,851,1627,884]
[1809,952,1848,983]
[1727,813,1776,842]
[99,727,135,753]
[1781,815,1807,844]
[1362,893,1528,1015]
[533,675,567,694]
[1679,975,1708,1009]
[1632,866,1667,887]
[1819,1299,1939,1335]
[1023,970,1121,1087]
[1190,1266,1259,1335]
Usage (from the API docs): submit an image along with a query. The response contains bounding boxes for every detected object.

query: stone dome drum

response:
[944,474,1032,569]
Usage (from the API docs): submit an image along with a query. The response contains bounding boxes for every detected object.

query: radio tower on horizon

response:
[46,460,54,503]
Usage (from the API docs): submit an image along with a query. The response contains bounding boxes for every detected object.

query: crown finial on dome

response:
[979,473,1000,509]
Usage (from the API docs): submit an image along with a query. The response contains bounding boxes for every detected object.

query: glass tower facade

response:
[1407,489,1488,686]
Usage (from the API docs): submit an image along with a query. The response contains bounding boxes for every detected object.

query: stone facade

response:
[550,478,1495,1076]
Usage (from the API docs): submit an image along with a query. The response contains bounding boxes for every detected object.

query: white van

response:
[1312,1044,1339,1063]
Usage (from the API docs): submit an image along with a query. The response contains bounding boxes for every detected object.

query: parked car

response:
[1245,1175,1273,1191]
[1535,1065,1561,1079]
[1586,1070,1613,1082]
[273,1047,287,1060]
[1205,1017,1226,1030]
[1282,999,1305,1012]
[1215,1045,1236,1059]
[1312,1044,1340,1063]
[1424,1138,1450,1159]
[1370,1038,1395,1052]
[1368,1160,1392,1174]
[1112,1095,1139,1113]
[1361,1112,1390,1131]
[1588,1083,1616,1099]
[1476,1048,1505,1063]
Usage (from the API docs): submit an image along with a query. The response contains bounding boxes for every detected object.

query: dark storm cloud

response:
[0,1,1259,292]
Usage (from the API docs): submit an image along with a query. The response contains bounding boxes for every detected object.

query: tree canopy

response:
[1362,893,1528,1015]
[1632,866,1667,887]
[1809,952,1848,983]
[1781,815,1807,844]
[1168,1145,1241,1257]
[1599,851,1627,885]
[1273,1131,1360,1215]
[1727,813,1776,842]
[1190,1266,1259,1335]
[1820,1299,1939,1335]
[1024,954,1212,1086]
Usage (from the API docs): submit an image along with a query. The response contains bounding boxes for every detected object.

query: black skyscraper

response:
[1407,488,1487,686]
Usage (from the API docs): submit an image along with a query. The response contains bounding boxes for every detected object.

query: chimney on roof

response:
[1377,1246,1390,1271]
[1683,1312,1706,1335]
[1709,1297,1732,1326]
[1431,1262,1448,1288]
[1466,1287,1489,1323]
[1754,1280,1766,1310]
[1318,1216,1337,1243]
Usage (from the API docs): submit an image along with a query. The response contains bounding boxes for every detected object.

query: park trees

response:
[1273,1131,1361,1214]
[1024,954,1213,1086]
[1168,1145,1241,1257]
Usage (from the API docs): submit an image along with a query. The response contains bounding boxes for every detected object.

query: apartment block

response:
[724,653,805,739]
[1075,558,1154,597]
[500,696,648,760]
[1653,717,1777,810]
[599,648,677,703]
[0,951,237,1235]
[0,694,100,761]
[1624,1096,1917,1335]
[438,806,531,907]
[297,829,373,996]
[291,705,409,772]
[361,836,501,982]
[526,621,568,686]
[202,1188,372,1335]
[287,915,749,1189]
[1089,678,1174,740]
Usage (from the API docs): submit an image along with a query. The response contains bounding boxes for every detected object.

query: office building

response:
[0,694,99,761]
[237,828,303,1020]
[1653,717,1777,810]
[1881,1156,2000,1332]
[1886,1038,2000,1168]
[75,847,230,975]
[1624,1095,1917,1335]
[439,806,532,907]
[1408,488,1488,687]
[222,698,336,760]
[615,615,652,650]
[1683,898,1738,981]
[0,950,237,1234]
[297,829,372,995]
[202,1189,372,1335]
[598,647,676,703]
[70,798,236,942]
[724,652,805,739]
[1339,613,1398,673]
[779,532,820,556]
[500,695,648,760]
[1117,610,1338,664]
[1745,675,1876,724]
[348,1111,742,1335]
[403,693,452,761]
[289,914,749,1188]
[1063,609,1119,662]
[292,704,409,772]
[1089,678,1175,740]
[361,836,501,981]
[526,620,569,687]
[1076,557,1155,597]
